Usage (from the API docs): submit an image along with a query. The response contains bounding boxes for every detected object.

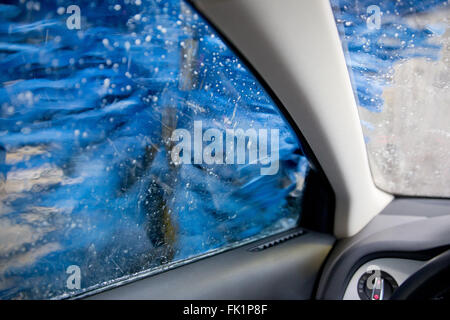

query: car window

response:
[330,0,449,197]
[0,0,331,299]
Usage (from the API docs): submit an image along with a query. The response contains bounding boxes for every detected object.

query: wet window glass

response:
[0,0,320,299]
[330,0,449,197]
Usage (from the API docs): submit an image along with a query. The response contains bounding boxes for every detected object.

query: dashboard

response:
[316,198,450,300]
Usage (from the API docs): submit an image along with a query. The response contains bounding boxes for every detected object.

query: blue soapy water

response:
[330,0,447,112]
[0,0,307,298]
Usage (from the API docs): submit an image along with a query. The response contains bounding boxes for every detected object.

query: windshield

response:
[330,0,449,197]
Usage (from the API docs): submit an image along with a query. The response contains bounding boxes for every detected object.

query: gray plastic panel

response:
[379,198,450,217]
[85,229,335,299]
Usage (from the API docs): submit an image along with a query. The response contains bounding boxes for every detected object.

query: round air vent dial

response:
[357,270,398,300]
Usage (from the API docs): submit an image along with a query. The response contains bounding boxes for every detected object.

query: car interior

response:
[0,0,448,300]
